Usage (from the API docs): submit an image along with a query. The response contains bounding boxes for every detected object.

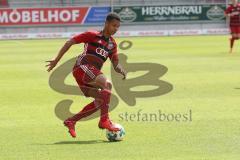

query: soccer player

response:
[225,0,240,53]
[46,13,127,138]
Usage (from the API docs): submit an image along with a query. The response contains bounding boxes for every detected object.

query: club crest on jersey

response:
[96,47,109,58]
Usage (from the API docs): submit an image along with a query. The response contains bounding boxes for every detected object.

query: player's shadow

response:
[32,140,121,146]
[53,140,110,145]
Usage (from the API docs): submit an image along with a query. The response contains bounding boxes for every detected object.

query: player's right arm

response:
[46,39,76,72]
[46,31,93,72]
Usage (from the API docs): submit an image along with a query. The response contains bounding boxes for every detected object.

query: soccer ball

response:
[106,123,125,142]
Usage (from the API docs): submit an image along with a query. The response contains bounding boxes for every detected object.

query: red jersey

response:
[72,31,118,70]
[225,4,240,26]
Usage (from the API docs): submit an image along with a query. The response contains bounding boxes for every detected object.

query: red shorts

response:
[72,64,102,97]
[230,26,240,34]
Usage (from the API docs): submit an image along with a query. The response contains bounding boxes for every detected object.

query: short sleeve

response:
[225,6,231,14]
[71,31,95,44]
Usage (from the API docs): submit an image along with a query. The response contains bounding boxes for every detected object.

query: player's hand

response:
[120,68,127,80]
[121,70,127,80]
[45,59,58,72]
[114,64,127,80]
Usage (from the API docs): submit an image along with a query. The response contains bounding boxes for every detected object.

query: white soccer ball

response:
[106,123,125,142]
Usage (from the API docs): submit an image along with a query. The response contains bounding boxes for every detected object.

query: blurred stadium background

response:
[2,1,240,160]
[0,0,231,39]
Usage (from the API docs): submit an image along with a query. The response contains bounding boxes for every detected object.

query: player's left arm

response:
[109,48,126,80]
[111,58,127,80]
[109,40,127,79]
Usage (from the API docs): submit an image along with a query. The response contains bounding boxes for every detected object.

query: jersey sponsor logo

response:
[0,7,88,26]
[96,47,109,58]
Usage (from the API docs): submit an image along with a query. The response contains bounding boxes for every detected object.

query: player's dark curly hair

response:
[106,12,120,22]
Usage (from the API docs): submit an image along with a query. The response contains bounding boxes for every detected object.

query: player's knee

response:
[98,89,111,104]
[94,99,102,108]
[107,81,112,90]
[103,80,112,90]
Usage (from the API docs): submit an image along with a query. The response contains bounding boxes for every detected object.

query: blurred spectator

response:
[0,0,9,7]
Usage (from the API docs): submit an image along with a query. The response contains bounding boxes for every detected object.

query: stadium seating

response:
[4,0,227,7]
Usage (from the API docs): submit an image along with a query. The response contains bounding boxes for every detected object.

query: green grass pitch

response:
[1,35,240,160]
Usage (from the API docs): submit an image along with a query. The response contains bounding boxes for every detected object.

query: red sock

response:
[68,101,98,122]
[100,104,109,122]
[99,89,111,122]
